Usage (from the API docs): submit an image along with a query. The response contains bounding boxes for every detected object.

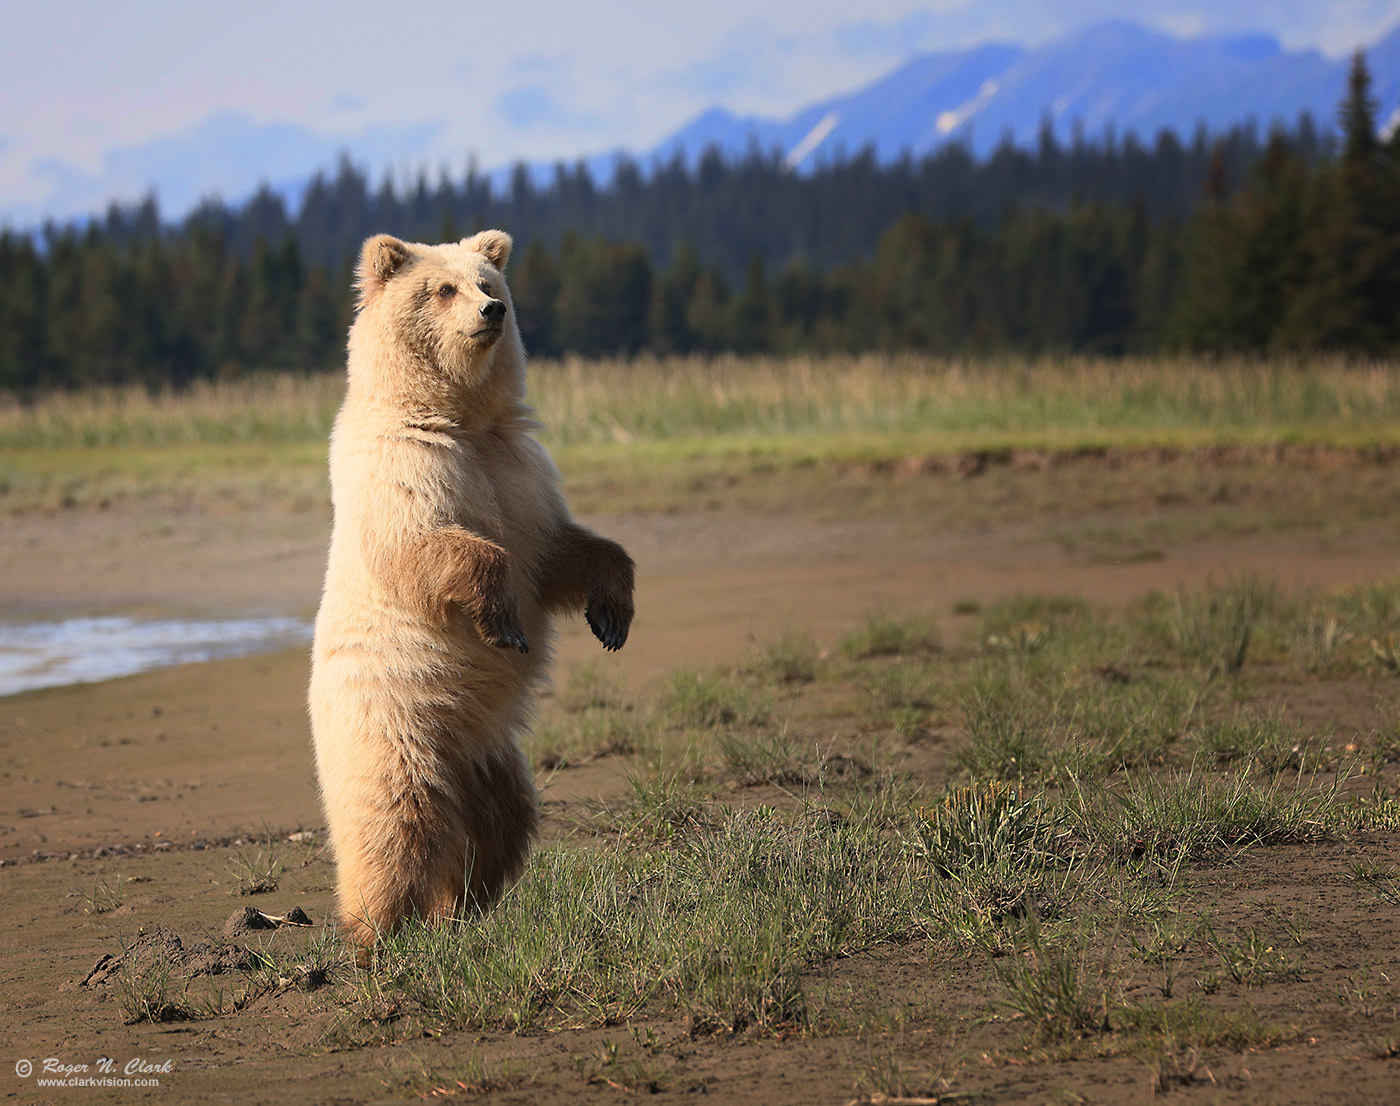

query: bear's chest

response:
[444,437,553,558]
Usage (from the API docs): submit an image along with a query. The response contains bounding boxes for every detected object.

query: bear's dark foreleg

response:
[537,523,635,651]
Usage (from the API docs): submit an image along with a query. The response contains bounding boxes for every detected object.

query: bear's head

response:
[348,230,522,416]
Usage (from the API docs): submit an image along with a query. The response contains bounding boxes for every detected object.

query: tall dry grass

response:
[533,354,1400,450]
[0,374,345,449]
[2,354,1399,453]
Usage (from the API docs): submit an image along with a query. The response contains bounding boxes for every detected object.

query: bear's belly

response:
[312,578,551,740]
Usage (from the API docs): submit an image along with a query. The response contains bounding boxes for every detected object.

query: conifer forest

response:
[1,54,1396,392]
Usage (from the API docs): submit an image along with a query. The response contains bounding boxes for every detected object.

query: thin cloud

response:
[511,54,574,77]
[829,11,954,59]
[658,22,807,102]
[14,112,442,226]
[494,84,606,132]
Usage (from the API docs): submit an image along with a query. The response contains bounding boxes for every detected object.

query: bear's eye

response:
[477,281,493,295]
[437,284,456,300]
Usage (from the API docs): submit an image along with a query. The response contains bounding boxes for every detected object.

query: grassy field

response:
[3,354,1400,518]
[90,578,1400,1100]
[7,355,1400,1102]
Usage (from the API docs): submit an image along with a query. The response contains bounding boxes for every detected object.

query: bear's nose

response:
[480,299,506,324]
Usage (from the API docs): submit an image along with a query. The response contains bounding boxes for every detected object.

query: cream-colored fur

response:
[308,230,634,962]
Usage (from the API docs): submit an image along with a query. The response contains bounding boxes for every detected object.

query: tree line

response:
[0,54,1395,392]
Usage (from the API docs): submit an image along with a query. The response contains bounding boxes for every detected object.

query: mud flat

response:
[3,482,1400,1104]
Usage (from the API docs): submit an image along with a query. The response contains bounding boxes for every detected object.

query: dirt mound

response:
[76,926,254,989]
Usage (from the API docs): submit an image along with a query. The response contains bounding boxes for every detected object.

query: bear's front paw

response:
[585,597,632,652]
[477,607,530,654]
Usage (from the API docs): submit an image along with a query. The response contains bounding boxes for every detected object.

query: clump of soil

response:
[224,905,314,936]
[77,926,253,988]
[223,906,278,937]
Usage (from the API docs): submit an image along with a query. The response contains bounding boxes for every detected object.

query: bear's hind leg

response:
[460,745,539,909]
[334,790,465,967]
[414,833,471,927]
[337,859,412,969]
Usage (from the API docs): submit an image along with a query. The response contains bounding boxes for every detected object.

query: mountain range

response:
[25,18,1400,227]
[643,19,1400,172]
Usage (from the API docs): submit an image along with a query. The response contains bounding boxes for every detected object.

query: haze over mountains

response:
[274,17,1400,206]
[651,19,1400,171]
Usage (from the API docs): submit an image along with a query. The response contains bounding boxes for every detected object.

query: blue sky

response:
[4,0,1399,226]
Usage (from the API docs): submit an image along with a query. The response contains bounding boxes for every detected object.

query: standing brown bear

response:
[308,230,634,964]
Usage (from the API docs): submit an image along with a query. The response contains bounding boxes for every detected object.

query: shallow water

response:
[0,616,312,697]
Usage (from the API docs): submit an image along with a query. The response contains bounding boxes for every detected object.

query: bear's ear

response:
[356,235,412,304]
[462,229,513,271]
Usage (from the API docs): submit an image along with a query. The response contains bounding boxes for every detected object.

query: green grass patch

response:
[361,805,921,1035]
[1195,712,1324,773]
[840,613,941,660]
[1068,769,1335,865]
[955,665,1195,783]
[746,629,824,686]
[1160,575,1283,676]
[7,355,1400,454]
[993,919,1118,1041]
[660,668,773,733]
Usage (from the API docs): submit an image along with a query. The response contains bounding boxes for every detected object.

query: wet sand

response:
[3,492,1400,1105]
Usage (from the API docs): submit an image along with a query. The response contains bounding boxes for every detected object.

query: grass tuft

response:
[1069,768,1334,865]
[1164,576,1278,676]
[993,918,1118,1041]
[914,782,1070,931]
[840,613,940,659]
[1210,926,1302,986]
[748,629,824,685]
[1291,610,1353,674]
[716,726,815,787]
[979,593,1089,643]
[1196,712,1318,773]
[661,669,773,732]
[556,661,629,713]
[225,832,285,896]
[79,872,127,915]
[116,953,193,1025]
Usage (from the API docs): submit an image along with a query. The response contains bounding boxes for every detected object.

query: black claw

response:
[588,607,628,651]
[586,603,631,652]
[586,607,620,651]
[486,615,529,654]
